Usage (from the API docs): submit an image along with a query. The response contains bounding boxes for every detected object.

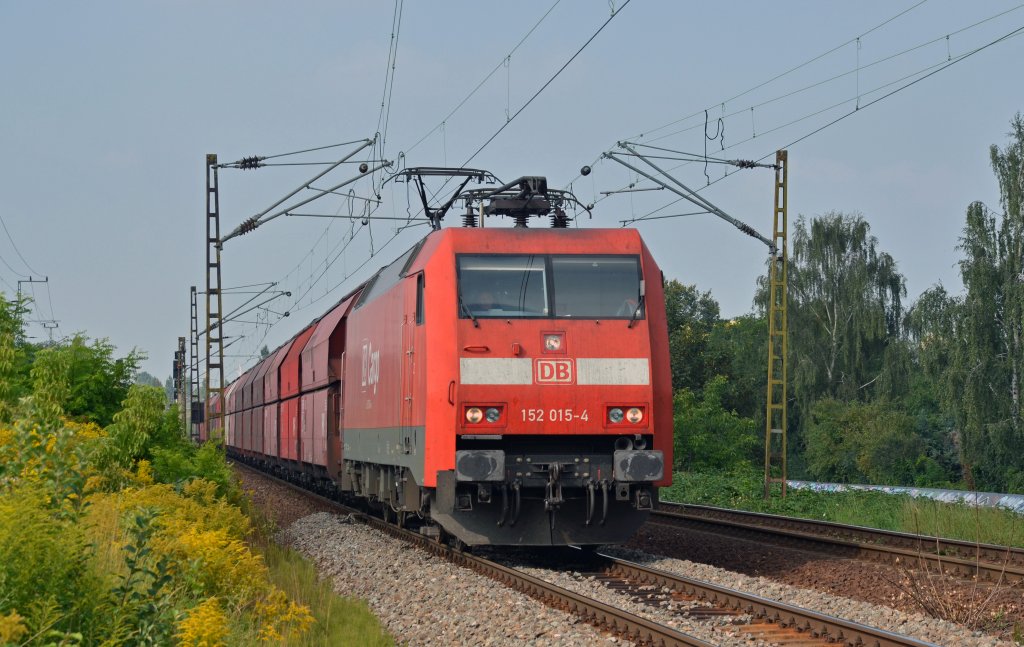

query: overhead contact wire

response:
[621,21,1024,227]
[629,0,933,141]
[461,0,632,167]
[405,0,564,156]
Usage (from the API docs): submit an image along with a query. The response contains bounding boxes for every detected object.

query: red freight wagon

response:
[280,324,316,399]
[263,344,289,457]
[240,368,258,454]
[278,324,316,462]
[279,396,299,462]
[299,292,359,471]
[263,403,278,457]
[223,381,239,449]
[251,355,273,458]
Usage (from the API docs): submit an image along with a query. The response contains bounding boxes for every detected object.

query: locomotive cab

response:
[425,229,673,546]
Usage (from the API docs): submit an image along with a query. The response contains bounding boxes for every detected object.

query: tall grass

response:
[662,468,1024,548]
[260,542,393,647]
[245,496,393,646]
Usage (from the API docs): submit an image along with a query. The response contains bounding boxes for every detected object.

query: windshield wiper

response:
[627,280,647,329]
[459,294,479,328]
[627,294,645,328]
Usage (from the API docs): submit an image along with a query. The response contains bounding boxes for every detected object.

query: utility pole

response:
[205,155,226,442]
[603,144,789,497]
[17,277,58,342]
[763,151,789,498]
[189,285,201,442]
[197,139,382,444]
[176,336,187,433]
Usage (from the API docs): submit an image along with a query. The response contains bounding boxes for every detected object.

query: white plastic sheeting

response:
[788,480,1024,515]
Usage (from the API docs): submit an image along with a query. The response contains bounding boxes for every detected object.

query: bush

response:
[673,376,759,472]
[805,398,924,485]
[0,487,104,641]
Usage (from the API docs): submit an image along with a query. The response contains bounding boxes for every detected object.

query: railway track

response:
[653,502,1024,586]
[236,463,941,647]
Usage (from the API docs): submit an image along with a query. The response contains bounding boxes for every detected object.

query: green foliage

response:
[105,386,167,467]
[663,468,1023,548]
[673,376,759,472]
[775,212,907,422]
[0,410,89,519]
[30,335,142,427]
[0,487,102,641]
[663,280,720,393]
[151,441,239,502]
[261,540,394,647]
[106,509,178,645]
[804,398,923,485]
[0,319,331,646]
[0,295,31,424]
[704,315,767,420]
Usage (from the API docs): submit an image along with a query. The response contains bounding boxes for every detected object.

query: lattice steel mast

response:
[189,285,201,442]
[764,151,788,497]
[603,144,789,497]
[205,154,225,442]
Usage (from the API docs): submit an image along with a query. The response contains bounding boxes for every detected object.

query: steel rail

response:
[654,502,1024,585]
[596,553,940,647]
[233,463,713,647]
[235,462,941,646]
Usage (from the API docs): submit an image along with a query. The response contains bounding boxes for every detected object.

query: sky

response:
[1,1,1023,382]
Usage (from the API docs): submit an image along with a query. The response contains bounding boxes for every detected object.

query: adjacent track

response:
[584,554,938,647]
[654,502,1024,586]
[236,463,941,647]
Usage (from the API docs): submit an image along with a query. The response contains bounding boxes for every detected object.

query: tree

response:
[704,315,766,421]
[663,280,719,393]
[941,115,1024,490]
[135,371,162,388]
[781,213,907,417]
[804,398,923,485]
[673,375,759,472]
[30,335,143,427]
[904,285,962,484]
[0,295,31,422]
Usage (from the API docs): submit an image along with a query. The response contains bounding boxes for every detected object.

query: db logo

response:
[535,359,574,384]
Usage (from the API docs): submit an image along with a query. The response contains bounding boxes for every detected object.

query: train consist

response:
[205,173,673,546]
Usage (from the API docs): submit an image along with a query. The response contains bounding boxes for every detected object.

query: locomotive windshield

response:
[457,254,643,319]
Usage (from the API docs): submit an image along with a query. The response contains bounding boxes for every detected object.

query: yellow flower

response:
[176,597,229,647]
[0,610,27,644]
[134,460,155,486]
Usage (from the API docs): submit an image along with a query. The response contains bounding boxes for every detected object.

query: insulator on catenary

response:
[239,156,265,170]
[239,217,260,234]
[734,159,757,169]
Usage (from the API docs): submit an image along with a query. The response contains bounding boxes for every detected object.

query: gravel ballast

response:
[240,467,1019,646]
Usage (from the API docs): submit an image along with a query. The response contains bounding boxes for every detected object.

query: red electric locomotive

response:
[221,173,673,546]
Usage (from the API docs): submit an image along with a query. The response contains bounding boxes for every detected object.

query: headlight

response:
[485,407,501,423]
[608,407,624,424]
[626,407,643,424]
[466,407,483,424]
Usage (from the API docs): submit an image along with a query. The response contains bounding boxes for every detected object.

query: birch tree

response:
[787,213,906,415]
[948,115,1024,490]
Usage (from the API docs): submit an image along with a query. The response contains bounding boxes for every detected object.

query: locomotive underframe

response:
[231,431,664,547]
[433,433,662,545]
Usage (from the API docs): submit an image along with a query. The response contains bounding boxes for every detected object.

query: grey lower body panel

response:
[343,425,425,484]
